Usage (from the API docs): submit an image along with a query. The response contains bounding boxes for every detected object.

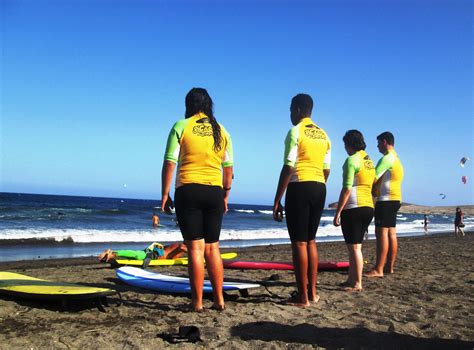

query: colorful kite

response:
[460,157,470,167]
[462,176,467,184]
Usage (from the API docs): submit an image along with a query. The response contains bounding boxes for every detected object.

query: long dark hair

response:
[185,88,222,152]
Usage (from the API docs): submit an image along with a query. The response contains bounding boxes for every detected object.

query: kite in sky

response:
[460,157,470,167]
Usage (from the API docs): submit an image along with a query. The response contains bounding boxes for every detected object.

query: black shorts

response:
[341,207,374,244]
[374,201,401,228]
[174,184,224,243]
[285,181,326,242]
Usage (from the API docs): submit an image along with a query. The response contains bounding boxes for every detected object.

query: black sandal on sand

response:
[157,326,202,343]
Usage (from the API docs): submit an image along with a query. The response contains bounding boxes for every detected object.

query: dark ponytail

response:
[185,88,223,152]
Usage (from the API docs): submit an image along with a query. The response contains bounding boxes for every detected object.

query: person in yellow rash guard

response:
[273,93,331,308]
[161,88,233,312]
[333,130,375,292]
[366,131,404,278]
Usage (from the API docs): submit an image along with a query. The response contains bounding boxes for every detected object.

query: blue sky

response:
[1,0,472,206]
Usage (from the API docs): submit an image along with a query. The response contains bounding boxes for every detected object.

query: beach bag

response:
[459,223,465,228]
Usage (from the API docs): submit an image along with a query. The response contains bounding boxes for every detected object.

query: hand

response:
[333,213,341,227]
[161,194,174,214]
[223,197,229,214]
[273,202,284,222]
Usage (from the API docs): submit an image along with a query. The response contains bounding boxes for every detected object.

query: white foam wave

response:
[234,209,255,214]
[0,222,470,243]
[257,210,273,215]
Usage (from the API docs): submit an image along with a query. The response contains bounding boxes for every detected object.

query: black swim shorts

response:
[284,181,326,242]
[174,184,224,243]
[374,201,401,228]
[341,207,374,244]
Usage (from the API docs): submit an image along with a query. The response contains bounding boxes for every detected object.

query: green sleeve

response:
[342,157,353,188]
[164,119,188,163]
[283,127,298,167]
[222,127,233,167]
[375,152,395,180]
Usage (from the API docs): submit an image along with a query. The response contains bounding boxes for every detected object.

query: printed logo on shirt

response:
[304,125,326,140]
[193,118,213,136]
[363,155,375,170]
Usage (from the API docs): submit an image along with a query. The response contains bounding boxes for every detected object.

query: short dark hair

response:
[377,131,395,146]
[343,130,366,151]
[291,94,313,115]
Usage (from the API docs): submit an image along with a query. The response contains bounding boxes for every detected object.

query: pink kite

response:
[462,176,467,184]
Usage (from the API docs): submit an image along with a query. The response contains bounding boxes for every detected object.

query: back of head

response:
[343,129,366,151]
[291,94,313,116]
[185,88,214,118]
[377,131,395,146]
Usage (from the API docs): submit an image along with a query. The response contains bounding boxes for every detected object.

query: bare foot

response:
[211,304,225,311]
[345,286,362,293]
[365,270,384,278]
[284,292,310,308]
[309,294,320,304]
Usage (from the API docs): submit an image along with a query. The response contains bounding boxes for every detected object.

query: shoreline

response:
[0,229,461,263]
[1,232,473,348]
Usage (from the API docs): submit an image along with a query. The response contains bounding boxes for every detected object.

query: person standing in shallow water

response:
[273,93,331,307]
[366,131,404,278]
[161,88,233,312]
[333,130,375,292]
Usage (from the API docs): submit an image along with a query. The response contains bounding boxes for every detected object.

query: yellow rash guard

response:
[374,150,404,201]
[342,150,376,209]
[284,117,331,183]
[164,112,233,188]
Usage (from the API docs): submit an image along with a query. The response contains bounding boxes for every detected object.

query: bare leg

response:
[385,228,398,273]
[346,244,363,291]
[163,243,187,259]
[290,241,310,307]
[459,227,465,237]
[366,227,388,277]
[345,244,355,286]
[204,242,224,310]
[307,240,319,303]
[186,239,205,311]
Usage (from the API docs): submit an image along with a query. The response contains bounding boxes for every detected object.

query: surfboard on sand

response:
[116,266,260,294]
[222,260,349,271]
[0,271,116,300]
[112,252,238,267]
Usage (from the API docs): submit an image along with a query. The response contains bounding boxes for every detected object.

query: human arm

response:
[273,165,294,222]
[333,157,355,226]
[222,166,233,213]
[161,160,176,214]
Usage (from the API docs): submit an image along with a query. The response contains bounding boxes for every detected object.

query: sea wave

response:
[0,220,463,244]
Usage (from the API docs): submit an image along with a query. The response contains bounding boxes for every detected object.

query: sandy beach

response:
[0,232,473,349]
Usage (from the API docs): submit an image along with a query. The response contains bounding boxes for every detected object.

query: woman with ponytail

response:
[162,88,233,311]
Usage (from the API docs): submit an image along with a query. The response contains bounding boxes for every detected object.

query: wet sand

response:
[0,232,473,349]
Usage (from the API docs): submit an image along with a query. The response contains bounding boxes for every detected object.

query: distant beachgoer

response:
[98,242,187,263]
[162,87,233,312]
[152,212,160,227]
[423,215,429,234]
[333,130,375,292]
[454,207,465,237]
[273,93,331,307]
[366,131,404,278]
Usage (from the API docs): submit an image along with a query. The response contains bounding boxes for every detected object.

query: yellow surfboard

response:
[113,252,238,267]
[0,272,116,300]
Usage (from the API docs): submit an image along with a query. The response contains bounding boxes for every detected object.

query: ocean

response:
[0,192,471,262]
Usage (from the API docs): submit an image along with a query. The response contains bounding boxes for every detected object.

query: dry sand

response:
[0,233,473,349]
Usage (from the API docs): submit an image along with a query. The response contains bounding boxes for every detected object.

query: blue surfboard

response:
[116,266,260,294]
